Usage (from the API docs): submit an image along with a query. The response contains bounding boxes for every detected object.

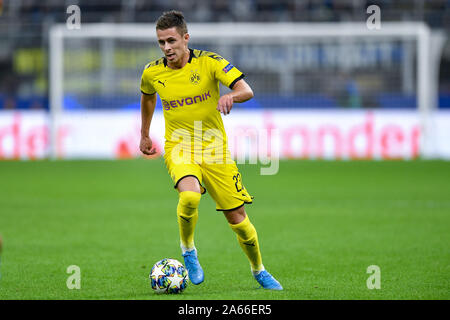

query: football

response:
[149,258,188,294]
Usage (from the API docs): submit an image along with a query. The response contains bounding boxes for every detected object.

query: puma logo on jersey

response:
[157,80,167,87]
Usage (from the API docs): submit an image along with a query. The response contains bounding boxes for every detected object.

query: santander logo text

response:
[0,109,431,160]
[228,111,421,160]
[0,113,49,159]
[0,112,70,159]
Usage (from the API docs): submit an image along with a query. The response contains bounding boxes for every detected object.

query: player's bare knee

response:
[177,176,202,193]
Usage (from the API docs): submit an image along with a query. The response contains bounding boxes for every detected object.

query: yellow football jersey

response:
[140,49,244,163]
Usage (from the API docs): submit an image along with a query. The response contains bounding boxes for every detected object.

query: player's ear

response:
[184,33,190,42]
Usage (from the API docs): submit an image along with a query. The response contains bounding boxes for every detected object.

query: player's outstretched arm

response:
[217,79,254,115]
[140,93,157,155]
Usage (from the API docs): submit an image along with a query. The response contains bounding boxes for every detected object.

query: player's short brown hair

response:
[156,10,188,35]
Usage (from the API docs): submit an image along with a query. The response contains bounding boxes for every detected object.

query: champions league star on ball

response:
[149,258,188,294]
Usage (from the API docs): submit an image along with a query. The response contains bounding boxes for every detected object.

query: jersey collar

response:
[163,49,195,67]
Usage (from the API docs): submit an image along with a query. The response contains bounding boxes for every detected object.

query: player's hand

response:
[140,136,157,155]
[217,94,234,115]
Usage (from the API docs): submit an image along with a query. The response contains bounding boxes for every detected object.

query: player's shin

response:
[229,215,264,274]
[177,191,201,253]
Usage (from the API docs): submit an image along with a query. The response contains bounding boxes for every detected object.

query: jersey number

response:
[233,173,244,193]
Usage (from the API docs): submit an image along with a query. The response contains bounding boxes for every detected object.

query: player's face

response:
[156,27,190,67]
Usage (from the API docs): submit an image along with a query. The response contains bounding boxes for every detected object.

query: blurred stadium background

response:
[0,0,449,160]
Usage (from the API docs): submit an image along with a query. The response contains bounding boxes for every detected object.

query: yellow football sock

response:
[177,191,201,252]
[229,215,264,273]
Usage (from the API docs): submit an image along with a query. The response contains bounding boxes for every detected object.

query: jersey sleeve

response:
[208,54,245,89]
[140,65,156,95]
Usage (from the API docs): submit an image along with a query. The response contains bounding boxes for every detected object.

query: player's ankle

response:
[181,244,196,255]
[251,265,265,276]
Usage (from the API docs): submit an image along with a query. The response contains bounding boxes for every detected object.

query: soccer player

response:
[139,10,282,290]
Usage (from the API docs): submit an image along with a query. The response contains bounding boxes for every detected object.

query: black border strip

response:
[174,175,206,195]
[0,300,443,317]
[228,74,245,89]
[188,48,195,62]
[141,90,155,96]
[216,201,253,212]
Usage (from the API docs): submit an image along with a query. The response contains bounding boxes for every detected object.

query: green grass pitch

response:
[0,159,449,300]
